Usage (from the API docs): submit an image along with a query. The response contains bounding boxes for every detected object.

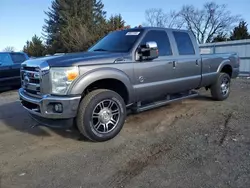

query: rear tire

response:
[210,73,231,101]
[76,89,126,142]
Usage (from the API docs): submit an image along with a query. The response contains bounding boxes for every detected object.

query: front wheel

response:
[76,89,126,142]
[210,73,231,101]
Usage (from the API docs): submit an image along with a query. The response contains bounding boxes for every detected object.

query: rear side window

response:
[173,32,195,55]
[10,53,27,64]
[141,30,172,56]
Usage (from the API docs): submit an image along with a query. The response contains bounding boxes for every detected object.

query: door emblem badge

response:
[139,76,144,83]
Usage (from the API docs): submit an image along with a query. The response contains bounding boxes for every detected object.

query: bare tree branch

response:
[2,46,15,52]
[178,2,241,43]
[144,8,184,29]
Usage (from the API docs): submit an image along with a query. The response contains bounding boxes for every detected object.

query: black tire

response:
[210,73,231,101]
[76,89,126,142]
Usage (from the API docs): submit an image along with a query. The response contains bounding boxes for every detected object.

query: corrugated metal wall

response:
[199,39,250,76]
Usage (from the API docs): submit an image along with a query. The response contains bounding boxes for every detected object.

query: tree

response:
[230,21,250,40]
[61,21,94,52]
[178,2,241,44]
[212,32,228,42]
[43,0,107,53]
[143,8,184,28]
[61,0,107,52]
[106,14,126,31]
[104,14,131,35]
[23,35,46,57]
[42,0,66,54]
[3,46,15,52]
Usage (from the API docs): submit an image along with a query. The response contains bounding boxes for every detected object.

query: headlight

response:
[50,67,79,95]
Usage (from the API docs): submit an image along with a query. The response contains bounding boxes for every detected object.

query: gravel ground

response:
[0,78,250,188]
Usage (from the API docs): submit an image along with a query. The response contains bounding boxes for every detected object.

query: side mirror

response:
[139,41,159,60]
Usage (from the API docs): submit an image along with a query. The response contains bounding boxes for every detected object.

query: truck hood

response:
[23,51,129,67]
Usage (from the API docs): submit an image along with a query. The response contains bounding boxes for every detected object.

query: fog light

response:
[54,103,63,113]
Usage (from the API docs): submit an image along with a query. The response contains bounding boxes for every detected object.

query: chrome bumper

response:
[19,88,81,119]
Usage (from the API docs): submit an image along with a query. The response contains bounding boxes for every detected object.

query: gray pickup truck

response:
[19,27,240,142]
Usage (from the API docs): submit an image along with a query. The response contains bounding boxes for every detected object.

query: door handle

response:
[196,59,199,65]
[173,61,176,68]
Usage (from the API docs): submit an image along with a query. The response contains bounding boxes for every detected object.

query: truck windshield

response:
[88,29,143,53]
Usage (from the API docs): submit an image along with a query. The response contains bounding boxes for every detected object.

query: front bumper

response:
[19,88,81,119]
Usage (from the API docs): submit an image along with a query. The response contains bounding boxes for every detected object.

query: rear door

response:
[170,31,201,92]
[0,53,14,87]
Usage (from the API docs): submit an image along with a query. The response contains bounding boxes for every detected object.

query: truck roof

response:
[0,51,27,54]
[122,26,190,33]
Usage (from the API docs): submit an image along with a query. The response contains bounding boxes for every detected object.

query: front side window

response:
[10,53,27,64]
[173,31,195,55]
[0,53,13,66]
[140,30,172,56]
[88,29,143,53]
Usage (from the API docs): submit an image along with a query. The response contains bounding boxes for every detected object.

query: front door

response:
[10,52,28,85]
[133,30,176,102]
[0,53,14,87]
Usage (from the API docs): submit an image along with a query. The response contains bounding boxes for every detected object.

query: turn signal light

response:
[67,70,79,81]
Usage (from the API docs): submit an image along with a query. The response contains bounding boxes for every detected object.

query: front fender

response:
[68,67,134,103]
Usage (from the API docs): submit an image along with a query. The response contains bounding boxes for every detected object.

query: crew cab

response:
[0,52,29,88]
[18,27,240,142]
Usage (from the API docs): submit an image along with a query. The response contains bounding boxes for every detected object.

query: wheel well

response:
[83,79,129,104]
[221,65,232,77]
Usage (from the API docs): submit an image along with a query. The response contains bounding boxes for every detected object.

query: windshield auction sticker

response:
[126,32,140,35]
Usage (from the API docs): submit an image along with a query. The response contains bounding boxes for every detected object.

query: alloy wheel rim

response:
[91,99,120,134]
[220,77,230,96]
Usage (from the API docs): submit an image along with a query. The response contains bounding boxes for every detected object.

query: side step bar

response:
[135,90,199,113]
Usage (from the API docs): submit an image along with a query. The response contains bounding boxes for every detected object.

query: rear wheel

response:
[76,89,126,142]
[210,73,231,101]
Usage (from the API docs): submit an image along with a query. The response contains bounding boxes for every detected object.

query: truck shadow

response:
[0,101,88,141]
[0,94,212,141]
[0,85,20,93]
[189,95,213,101]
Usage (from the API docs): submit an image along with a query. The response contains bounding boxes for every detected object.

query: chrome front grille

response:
[21,61,50,96]
[21,66,41,95]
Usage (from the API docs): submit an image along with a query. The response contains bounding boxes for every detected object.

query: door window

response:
[173,31,195,55]
[10,53,27,64]
[140,30,172,56]
[0,53,13,66]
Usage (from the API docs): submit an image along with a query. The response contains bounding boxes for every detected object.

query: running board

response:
[135,91,199,113]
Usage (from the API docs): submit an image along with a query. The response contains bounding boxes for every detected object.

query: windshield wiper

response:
[93,48,108,52]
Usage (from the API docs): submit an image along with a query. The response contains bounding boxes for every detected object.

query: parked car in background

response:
[0,52,29,88]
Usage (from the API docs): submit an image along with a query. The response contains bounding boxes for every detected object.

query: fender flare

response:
[68,67,134,103]
[216,59,232,73]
